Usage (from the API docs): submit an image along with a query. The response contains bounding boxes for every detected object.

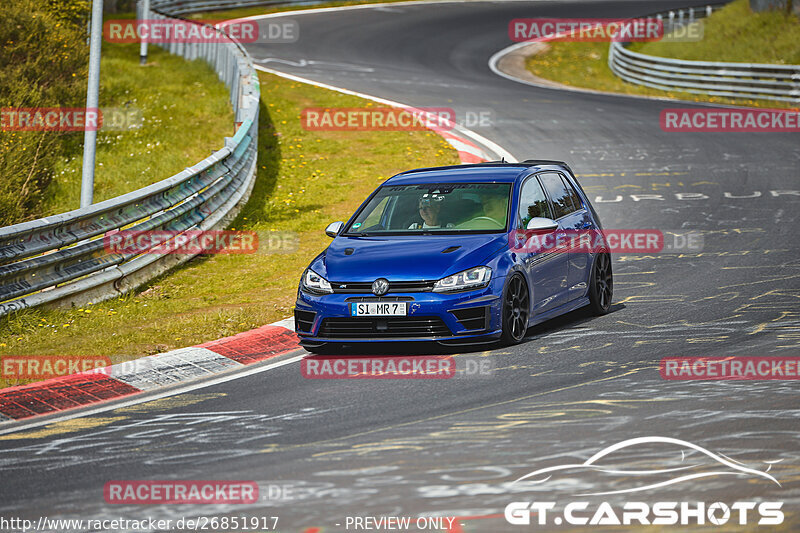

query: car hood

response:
[322,234,507,282]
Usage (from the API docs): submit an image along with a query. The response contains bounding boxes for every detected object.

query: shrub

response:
[0,0,89,225]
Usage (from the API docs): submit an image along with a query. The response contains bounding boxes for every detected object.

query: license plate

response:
[351,302,407,317]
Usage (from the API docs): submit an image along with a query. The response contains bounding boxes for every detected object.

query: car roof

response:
[384,161,571,186]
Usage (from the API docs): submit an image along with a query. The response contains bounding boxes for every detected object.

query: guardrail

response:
[608,4,800,103]
[0,1,261,318]
[150,0,300,15]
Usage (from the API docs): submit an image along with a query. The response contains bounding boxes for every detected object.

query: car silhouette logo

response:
[372,278,389,296]
[510,436,782,496]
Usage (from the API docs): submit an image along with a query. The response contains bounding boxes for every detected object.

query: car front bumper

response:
[294,276,505,345]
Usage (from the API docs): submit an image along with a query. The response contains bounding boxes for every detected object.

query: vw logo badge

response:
[372,278,389,296]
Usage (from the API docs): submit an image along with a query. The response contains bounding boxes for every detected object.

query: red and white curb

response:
[0,319,299,422]
[435,129,491,163]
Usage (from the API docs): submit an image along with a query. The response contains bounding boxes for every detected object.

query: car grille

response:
[344,296,414,302]
[451,306,489,331]
[294,309,316,333]
[318,316,452,338]
[330,281,435,294]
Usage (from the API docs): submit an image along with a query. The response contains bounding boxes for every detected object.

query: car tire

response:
[588,252,613,315]
[501,273,530,345]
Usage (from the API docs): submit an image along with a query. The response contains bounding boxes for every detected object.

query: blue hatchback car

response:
[294,161,612,351]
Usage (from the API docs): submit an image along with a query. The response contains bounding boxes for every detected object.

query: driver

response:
[409,195,453,229]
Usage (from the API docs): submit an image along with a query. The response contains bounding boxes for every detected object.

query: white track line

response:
[254,64,517,162]
[235,0,560,24]
[488,41,771,110]
[241,0,517,162]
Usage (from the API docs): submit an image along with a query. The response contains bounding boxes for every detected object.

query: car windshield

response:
[344,183,512,235]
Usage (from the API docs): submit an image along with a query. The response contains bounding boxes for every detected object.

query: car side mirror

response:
[526,217,558,233]
[325,221,344,237]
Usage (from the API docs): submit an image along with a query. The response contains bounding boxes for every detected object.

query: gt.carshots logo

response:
[504,437,784,527]
[505,501,783,526]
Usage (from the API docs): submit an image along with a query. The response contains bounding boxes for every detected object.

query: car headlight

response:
[302,268,333,294]
[433,266,492,293]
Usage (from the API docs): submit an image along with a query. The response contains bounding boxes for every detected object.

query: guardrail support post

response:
[80,0,104,208]
[139,0,150,65]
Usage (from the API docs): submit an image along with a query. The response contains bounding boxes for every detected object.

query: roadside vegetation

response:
[1,3,233,225]
[0,0,89,226]
[630,0,800,64]
[525,0,800,109]
[0,71,458,388]
[43,31,234,214]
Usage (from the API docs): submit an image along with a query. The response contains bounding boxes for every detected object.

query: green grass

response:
[42,40,234,213]
[631,0,800,64]
[525,0,800,109]
[0,72,458,388]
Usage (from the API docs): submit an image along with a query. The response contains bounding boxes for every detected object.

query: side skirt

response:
[528,297,590,327]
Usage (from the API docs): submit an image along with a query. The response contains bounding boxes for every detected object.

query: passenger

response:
[476,188,509,226]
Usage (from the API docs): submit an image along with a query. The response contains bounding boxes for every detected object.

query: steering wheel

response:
[457,216,504,230]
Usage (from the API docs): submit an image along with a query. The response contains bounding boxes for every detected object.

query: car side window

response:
[518,176,551,229]
[539,172,577,219]
[559,172,584,212]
